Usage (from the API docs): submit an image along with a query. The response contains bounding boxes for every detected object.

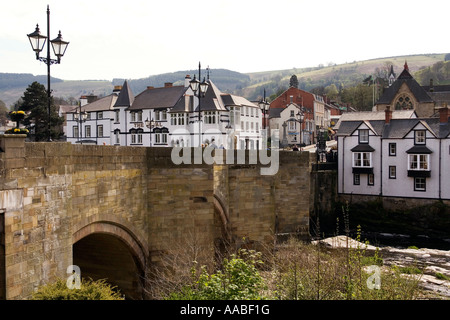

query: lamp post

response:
[27,5,69,141]
[258,89,269,130]
[296,110,305,146]
[189,62,209,147]
[78,105,87,144]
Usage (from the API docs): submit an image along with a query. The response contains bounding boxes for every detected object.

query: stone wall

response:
[0,137,313,299]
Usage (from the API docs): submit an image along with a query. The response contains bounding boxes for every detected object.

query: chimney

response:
[164,82,173,88]
[439,103,449,124]
[147,86,154,90]
[385,105,392,124]
[113,85,122,92]
[185,75,191,88]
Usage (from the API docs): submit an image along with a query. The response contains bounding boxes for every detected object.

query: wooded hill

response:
[1,53,448,109]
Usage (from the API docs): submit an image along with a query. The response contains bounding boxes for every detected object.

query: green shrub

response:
[166,249,267,300]
[32,278,124,300]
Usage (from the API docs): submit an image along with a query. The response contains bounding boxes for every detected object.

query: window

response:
[359,129,369,144]
[171,114,177,126]
[155,110,160,121]
[353,152,372,167]
[86,112,91,120]
[389,143,396,156]
[154,128,168,144]
[178,114,185,126]
[368,174,374,186]
[85,125,91,138]
[137,129,143,144]
[408,154,429,171]
[115,131,120,144]
[97,112,103,120]
[115,110,120,123]
[162,110,167,121]
[389,166,396,179]
[204,111,216,124]
[97,125,103,137]
[288,121,297,131]
[73,126,79,138]
[73,113,79,121]
[414,177,426,191]
[290,110,295,117]
[131,129,137,144]
[414,130,426,145]
[353,174,360,185]
[395,94,413,110]
[137,111,142,122]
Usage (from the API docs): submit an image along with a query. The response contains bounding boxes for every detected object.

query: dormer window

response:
[414,130,426,145]
[358,129,369,144]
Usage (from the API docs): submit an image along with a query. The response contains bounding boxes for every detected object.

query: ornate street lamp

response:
[189,62,209,147]
[296,110,305,145]
[78,107,87,144]
[258,89,270,130]
[27,5,69,141]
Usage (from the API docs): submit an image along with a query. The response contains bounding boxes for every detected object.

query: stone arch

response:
[73,221,147,271]
[72,216,149,299]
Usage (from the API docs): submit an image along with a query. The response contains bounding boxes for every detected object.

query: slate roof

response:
[337,117,450,139]
[170,80,256,113]
[334,110,416,130]
[376,67,434,105]
[129,85,187,110]
[74,93,118,112]
[114,80,135,107]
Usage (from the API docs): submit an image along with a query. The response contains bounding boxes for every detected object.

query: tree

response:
[0,100,9,126]
[289,75,299,88]
[19,81,64,141]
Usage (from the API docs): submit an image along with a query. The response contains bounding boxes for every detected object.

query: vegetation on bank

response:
[31,278,124,300]
[146,228,423,300]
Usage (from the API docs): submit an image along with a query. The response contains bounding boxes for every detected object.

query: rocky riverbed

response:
[315,235,450,299]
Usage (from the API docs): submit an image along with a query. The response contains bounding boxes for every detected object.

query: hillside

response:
[0,53,447,108]
[239,53,447,101]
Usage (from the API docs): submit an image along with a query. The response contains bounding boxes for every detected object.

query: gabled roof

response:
[114,80,135,107]
[75,93,118,112]
[170,80,257,113]
[338,117,450,139]
[376,64,433,105]
[334,110,416,130]
[129,85,187,110]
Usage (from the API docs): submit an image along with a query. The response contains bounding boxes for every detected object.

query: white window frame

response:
[353,152,372,168]
[408,154,430,171]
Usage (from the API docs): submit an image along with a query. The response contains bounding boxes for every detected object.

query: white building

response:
[66,86,125,145]
[337,106,450,200]
[65,77,262,149]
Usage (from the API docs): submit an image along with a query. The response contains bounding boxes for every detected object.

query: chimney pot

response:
[164,82,173,88]
[439,104,449,124]
[385,105,392,124]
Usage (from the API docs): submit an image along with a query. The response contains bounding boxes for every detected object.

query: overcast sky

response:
[1,0,448,81]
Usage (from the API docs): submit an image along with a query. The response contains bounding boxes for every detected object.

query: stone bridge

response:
[0,135,312,299]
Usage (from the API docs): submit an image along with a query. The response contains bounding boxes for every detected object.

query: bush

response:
[166,249,267,300]
[31,278,124,300]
